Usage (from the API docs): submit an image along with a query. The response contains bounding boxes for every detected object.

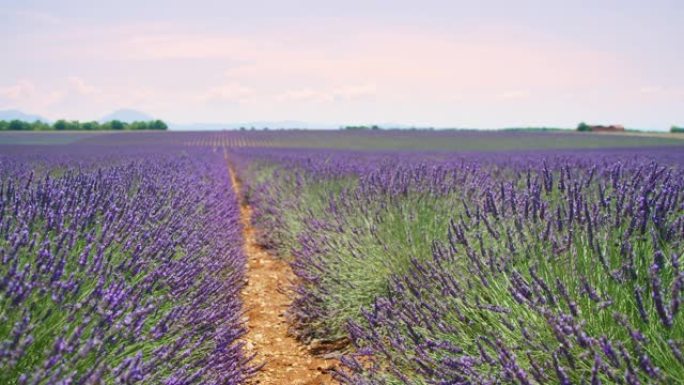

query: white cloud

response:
[0,80,65,109]
[333,84,377,100]
[276,88,332,103]
[0,77,100,104]
[115,33,261,61]
[276,84,377,103]
[0,80,36,100]
[199,84,255,103]
[4,17,679,127]
[638,85,684,99]
[67,76,99,95]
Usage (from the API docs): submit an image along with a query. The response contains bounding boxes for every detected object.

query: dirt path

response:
[226,156,337,385]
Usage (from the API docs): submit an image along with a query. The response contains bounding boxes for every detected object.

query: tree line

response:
[341,125,382,130]
[0,119,168,131]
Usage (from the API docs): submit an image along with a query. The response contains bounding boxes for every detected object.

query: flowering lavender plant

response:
[0,146,250,384]
[240,146,684,384]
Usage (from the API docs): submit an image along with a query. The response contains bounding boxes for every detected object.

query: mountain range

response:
[0,109,155,124]
[0,109,339,130]
[0,109,49,122]
[0,109,418,130]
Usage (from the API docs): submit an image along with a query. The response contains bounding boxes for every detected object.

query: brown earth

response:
[226,155,337,385]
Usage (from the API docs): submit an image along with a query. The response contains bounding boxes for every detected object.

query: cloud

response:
[67,76,99,95]
[4,18,666,125]
[276,84,377,103]
[1,77,100,104]
[121,34,257,60]
[0,80,36,100]
[276,88,331,103]
[638,85,684,100]
[200,83,255,103]
[0,80,65,109]
[42,21,620,90]
[333,84,377,100]
[0,77,163,120]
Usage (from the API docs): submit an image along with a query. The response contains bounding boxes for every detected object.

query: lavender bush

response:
[339,160,684,384]
[0,148,250,384]
[239,147,684,384]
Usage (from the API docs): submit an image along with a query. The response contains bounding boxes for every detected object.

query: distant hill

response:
[0,109,49,122]
[100,109,154,123]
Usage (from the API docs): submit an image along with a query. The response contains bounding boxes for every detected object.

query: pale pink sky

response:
[1,0,682,129]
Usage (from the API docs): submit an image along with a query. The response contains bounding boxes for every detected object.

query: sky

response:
[0,0,682,129]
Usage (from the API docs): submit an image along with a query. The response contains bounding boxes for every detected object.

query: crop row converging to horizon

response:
[1,147,250,384]
[238,146,684,384]
[1,131,684,384]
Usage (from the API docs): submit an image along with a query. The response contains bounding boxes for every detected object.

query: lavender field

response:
[1,130,684,384]
[0,138,251,384]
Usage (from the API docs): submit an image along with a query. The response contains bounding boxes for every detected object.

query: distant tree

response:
[32,120,51,131]
[671,125,684,133]
[9,120,30,131]
[81,121,100,131]
[53,119,68,131]
[67,120,81,130]
[0,118,168,131]
[109,120,126,130]
[148,120,168,130]
[577,122,590,132]
[128,121,147,130]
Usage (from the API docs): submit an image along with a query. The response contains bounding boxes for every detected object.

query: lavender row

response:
[0,148,251,384]
[340,162,683,384]
[237,147,684,384]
